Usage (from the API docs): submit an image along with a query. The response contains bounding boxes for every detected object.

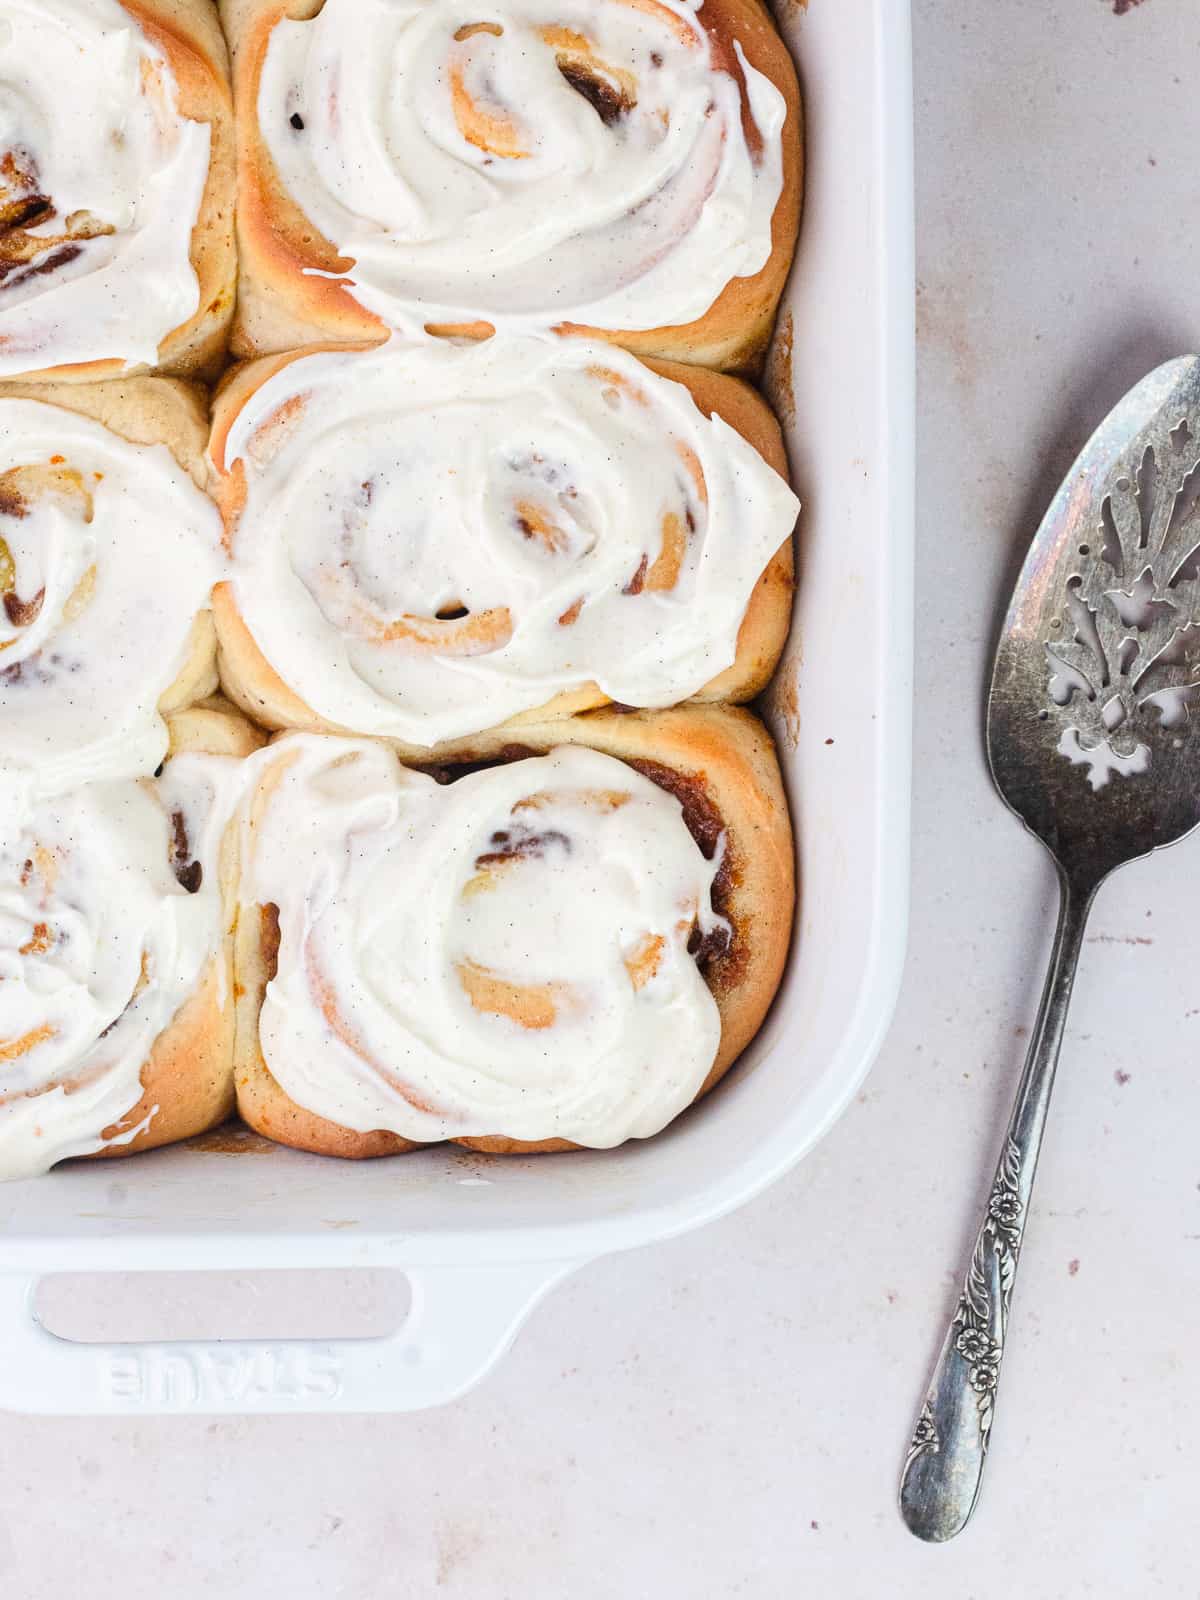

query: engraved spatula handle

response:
[898,875,1096,1541]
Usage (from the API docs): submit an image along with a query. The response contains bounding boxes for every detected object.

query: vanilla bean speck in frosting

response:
[255,0,787,335]
[240,735,728,1147]
[0,397,226,793]
[215,335,798,746]
[0,0,211,375]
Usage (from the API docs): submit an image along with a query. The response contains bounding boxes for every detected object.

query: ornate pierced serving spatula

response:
[899,356,1200,1541]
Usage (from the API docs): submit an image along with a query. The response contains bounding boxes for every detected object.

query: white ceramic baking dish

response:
[0,0,914,1414]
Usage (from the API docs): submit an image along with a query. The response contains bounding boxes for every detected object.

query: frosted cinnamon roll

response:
[209,336,797,749]
[223,0,802,371]
[232,705,793,1156]
[0,702,263,1180]
[0,378,227,792]
[0,0,235,381]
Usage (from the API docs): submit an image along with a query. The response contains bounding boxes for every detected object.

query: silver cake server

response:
[899,356,1200,1542]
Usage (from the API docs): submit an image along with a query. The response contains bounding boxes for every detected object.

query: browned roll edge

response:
[87,700,267,1162]
[207,345,795,743]
[233,703,794,1158]
[3,0,236,383]
[0,373,230,717]
[222,0,802,374]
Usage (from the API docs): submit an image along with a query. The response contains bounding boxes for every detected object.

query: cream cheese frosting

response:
[0,397,226,793]
[219,335,798,745]
[0,753,229,1180]
[0,0,210,375]
[257,0,786,333]
[241,734,727,1147]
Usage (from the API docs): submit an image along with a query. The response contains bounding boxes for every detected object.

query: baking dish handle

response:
[0,1261,580,1415]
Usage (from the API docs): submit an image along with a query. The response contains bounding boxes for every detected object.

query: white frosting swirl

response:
[0,754,228,1179]
[242,735,726,1147]
[0,397,226,793]
[258,0,785,333]
[0,0,211,375]
[221,336,797,745]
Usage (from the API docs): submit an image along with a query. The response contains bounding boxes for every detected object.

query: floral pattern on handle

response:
[949,1136,1023,1443]
[904,1402,940,1475]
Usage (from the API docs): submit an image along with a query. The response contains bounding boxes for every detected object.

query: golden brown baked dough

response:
[206,344,795,745]
[232,703,794,1157]
[560,1,804,374]
[0,374,224,713]
[87,700,268,1161]
[221,0,802,372]
[0,371,213,487]
[0,0,236,382]
[230,746,422,1159]
[645,357,795,704]
[232,906,423,1160]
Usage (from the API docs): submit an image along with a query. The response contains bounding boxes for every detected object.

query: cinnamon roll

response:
[0,0,235,381]
[0,701,264,1180]
[231,704,793,1156]
[0,376,228,793]
[222,0,801,371]
[209,335,797,750]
